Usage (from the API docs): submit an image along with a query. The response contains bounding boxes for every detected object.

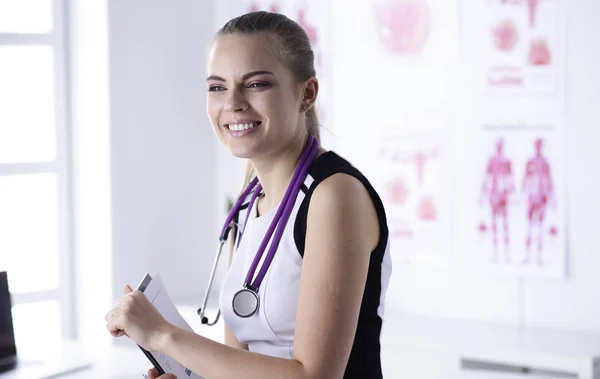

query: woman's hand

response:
[105,285,173,352]
[148,367,177,379]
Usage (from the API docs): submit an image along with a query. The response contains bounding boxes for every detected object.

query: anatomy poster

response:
[466,0,564,95]
[369,0,460,60]
[370,131,452,265]
[330,0,460,123]
[471,121,565,278]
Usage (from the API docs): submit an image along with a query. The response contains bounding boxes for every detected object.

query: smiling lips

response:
[224,121,262,137]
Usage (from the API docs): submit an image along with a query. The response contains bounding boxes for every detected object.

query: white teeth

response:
[228,122,258,131]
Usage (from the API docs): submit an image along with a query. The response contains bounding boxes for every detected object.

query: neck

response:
[251,133,310,212]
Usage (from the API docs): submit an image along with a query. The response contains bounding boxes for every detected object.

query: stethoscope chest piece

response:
[232,285,260,318]
[198,135,318,324]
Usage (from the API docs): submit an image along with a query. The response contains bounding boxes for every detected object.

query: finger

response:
[148,368,159,379]
[124,284,133,294]
[159,375,177,379]
[106,292,138,323]
[104,306,122,323]
[106,313,125,337]
[111,292,130,306]
[104,310,114,323]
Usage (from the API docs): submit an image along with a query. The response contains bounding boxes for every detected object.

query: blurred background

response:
[0,0,599,378]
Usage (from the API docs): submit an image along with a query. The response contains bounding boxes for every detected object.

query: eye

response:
[208,85,225,92]
[248,81,269,89]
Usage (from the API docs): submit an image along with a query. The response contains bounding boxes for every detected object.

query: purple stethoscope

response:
[198,135,318,325]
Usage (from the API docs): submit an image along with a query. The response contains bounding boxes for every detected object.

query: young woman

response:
[105,11,392,379]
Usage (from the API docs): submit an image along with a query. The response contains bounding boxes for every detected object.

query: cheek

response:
[206,97,222,130]
[257,92,292,121]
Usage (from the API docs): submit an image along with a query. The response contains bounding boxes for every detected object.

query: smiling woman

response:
[106,10,392,379]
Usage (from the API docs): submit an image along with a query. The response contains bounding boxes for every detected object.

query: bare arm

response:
[158,173,379,379]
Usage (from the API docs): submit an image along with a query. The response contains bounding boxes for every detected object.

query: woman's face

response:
[206,34,304,159]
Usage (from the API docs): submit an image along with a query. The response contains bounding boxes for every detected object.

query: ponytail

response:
[305,106,321,142]
[239,161,256,198]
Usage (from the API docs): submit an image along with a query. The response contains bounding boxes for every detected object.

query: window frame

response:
[0,0,75,338]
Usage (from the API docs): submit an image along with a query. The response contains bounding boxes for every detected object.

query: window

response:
[0,0,72,341]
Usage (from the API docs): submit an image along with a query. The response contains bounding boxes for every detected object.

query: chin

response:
[223,133,275,160]
[230,150,253,159]
[226,143,259,160]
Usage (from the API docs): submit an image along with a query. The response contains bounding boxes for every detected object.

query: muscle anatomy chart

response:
[472,121,565,278]
[479,138,515,263]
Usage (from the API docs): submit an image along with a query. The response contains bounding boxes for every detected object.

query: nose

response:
[224,89,249,112]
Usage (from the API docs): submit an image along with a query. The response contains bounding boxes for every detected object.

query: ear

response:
[300,77,319,112]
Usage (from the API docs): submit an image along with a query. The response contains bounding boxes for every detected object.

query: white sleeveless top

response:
[219,152,392,378]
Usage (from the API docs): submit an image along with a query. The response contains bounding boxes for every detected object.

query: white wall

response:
[69,0,113,344]
[106,0,217,305]
[386,0,600,334]
[70,0,218,344]
[522,0,600,332]
[331,0,600,334]
[212,0,600,335]
[69,0,600,344]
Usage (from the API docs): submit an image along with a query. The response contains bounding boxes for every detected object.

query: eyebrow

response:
[206,70,275,82]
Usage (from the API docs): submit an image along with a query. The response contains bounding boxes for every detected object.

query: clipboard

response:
[136,274,167,376]
[135,273,205,379]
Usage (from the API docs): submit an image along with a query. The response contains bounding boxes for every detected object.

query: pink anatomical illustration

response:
[528,38,552,66]
[386,177,409,206]
[371,0,432,55]
[380,144,440,222]
[418,195,437,221]
[295,7,322,68]
[387,147,439,186]
[521,138,555,265]
[500,0,540,28]
[247,2,280,13]
[488,65,524,87]
[492,19,519,52]
[479,138,515,263]
[296,8,317,44]
[526,0,540,28]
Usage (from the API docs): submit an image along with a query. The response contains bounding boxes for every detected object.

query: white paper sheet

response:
[137,273,205,379]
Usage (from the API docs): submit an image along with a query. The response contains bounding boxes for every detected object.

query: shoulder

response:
[311,172,371,209]
[294,151,385,257]
[306,172,379,254]
[308,151,375,210]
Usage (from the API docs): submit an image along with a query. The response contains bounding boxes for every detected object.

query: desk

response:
[62,343,568,379]
[6,306,595,378]
[58,342,150,379]
[7,339,560,379]
[381,311,600,378]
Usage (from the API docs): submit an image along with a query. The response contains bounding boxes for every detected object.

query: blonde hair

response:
[215,11,321,195]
